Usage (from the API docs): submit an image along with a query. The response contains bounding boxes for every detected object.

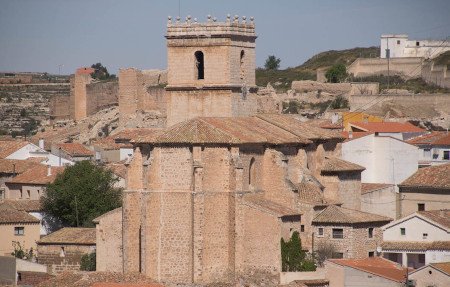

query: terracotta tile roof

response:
[418,209,450,229]
[112,128,163,141]
[38,227,96,245]
[242,194,300,217]
[0,199,42,212]
[341,131,373,141]
[433,133,450,145]
[313,205,392,224]
[106,163,127,179]
[328,257,407,283]
[321,156,365,173]
[382,241,450,251]
[308,119,343,130]
[0,140,29,158]
[76,67,95,75]
[430,262,450,275]
[399,163,450,189]
[297,182,325,204]
[92,207,122,224]
[0,158,41,174]
[55,143,94,157]
[7,165,65,185]
[349,122,425,133]
[407,132,448,146]
[92,137,125,150]
[361,183,394,194]
[0,204,40,224]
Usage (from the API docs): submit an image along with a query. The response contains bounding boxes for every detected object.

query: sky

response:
[0,0,449,74]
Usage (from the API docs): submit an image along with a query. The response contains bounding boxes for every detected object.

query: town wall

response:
[49,95,70,121]
[422,61,450,89]
[69,73,92,120]
[36,244,95,275]
[347,57,423,79]
[85,81,119,116]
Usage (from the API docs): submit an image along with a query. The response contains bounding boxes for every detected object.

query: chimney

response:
[47,165,52,176]
[38,138,45,150]
[349,131,353,139]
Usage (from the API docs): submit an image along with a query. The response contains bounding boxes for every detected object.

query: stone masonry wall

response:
[85,81,119,116]
[37,244,95,275]
[96,208,123,272]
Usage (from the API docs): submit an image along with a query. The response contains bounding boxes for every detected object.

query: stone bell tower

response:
[165,15,258,126]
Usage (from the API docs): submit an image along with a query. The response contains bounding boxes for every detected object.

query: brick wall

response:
[17,271,53,286]
[37,244,95,275]
[96,208,123,272]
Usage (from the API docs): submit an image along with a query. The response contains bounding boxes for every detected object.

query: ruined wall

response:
[347,57,423,79]
[37,244,95,275]
[291,80,379,96]
[85,81,119,116]
[49,95,70,121]
[422,61,450,89]
[69,73,92,120]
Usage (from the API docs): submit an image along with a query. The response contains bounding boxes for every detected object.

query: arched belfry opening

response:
[249,157,256,189]
[195,51,204,80]
[240,50,245,80]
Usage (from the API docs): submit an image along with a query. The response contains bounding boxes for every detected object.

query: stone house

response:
[36,227,96,275]
[381,209,450,269]
[51,142,94,162]
[407,132,450,167]
[397,163,450,217]
[0,203,40,257]
[312,205,392,259]
[325,257,407,287]
[409,262,450,287]
[360,183,397,219]
[0,158,41,200]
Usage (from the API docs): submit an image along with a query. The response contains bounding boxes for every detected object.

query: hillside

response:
[256,46,379,90]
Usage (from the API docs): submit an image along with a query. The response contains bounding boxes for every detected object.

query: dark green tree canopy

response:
[325,63,348,83]
[264,55,281,70]
[281,231,316,272]
[41,161,122,227]
[90,63,116,81]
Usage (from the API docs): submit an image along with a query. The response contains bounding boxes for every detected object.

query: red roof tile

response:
[321,156,365,173]
[328,257,407,283]
[38,227,96,245]
[55,143,94,157]
[407,132,448,145]
[399,163,450,189]
[341,131,373,141]
[76,67,95,75]
[0,159,41,174]
[430,262,450,275]
[361,183,394,194]
[7,165,65,185]
[0,204,40,224]
[418,209,450,229]
[313,205,392,224]
[349,122,425,133]
[433,133,450,145]
[0,140,29,158]
[0,199,42,212]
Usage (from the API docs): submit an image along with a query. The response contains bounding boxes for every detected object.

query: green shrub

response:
[80,252,96,271]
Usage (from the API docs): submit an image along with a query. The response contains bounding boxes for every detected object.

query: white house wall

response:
[383,216,450,242]
[6,143,73,167]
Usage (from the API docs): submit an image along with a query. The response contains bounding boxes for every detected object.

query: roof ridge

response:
[255,115,309,142]
[197,118,242,143]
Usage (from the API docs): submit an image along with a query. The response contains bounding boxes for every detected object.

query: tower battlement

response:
[166,15,256,39]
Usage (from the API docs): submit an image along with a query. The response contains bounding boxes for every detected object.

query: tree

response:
[264,55,281,70]
[41,161,122,227]
[325,63,347,83]
[90,63,116,81]
[80,252,96,271]
[330,95,349,109]
[281,231,316,272]
[314,242,337,267]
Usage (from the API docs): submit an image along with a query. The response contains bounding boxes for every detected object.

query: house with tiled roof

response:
[409,261,450,287]
[37,227,96,275]
[0,140,73,167]
[360,183,397,219]
[0,158,43,201]
[51,142,94,162]
[407,132,450,167]
[382,209,450,269]
[325,257,407,287]
[397,163,450,217]
[342,133,419,192]
[348,121,426,141]
[0,203,40,257]
[312,205,392,259]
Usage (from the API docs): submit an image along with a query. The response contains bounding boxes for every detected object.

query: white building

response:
[408,132,450,167]
[382,210,450,269]
[0,140,72,167]
[342,133,418,188]
[380,34,450,59]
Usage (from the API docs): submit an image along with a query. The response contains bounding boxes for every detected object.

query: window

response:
[423,233,428,239]
[332,228,344,239]
[368,228,374,238]
[418,203,425,211]
[27,190,30,198]
[397,40,400,45]
[14,227,24,236]
[301,225,305,232]
[0,189,4,199]
[194,51,204,80]
[60,247,65,257]
[423,149,431,158]
[400,228,406,235]
[318,227,324,236]
[416,41,420,46]
[20,190,23,199]
[249,157,256,189]
[332,252,344,259]
[240,50,245,80]
[418,254,425,264]
[444,151,450,160]
[368,251,375,257]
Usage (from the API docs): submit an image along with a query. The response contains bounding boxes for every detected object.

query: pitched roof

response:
[242,194,300,217]
[38,227,96,245]
[382,241,450,251]
[106,163,127,179]
[0,140,29,158]
[92,207,122,224]
[92,137,125,150]
[418,209,450,229]
[399,163,450,189]
[430,262,450,275]
[313,205,392,224]
[341,131,373,141]
[7,165,65,185]
[0,158,41,174]
[349,122,425,133]
[112,128,163,141]
[321,156,365,173]
[361,183,394,195]
[433,133,450,145]
[327,257,407,283]
[0,204,40,224]
[407,132,448,146]
[0,199,42,212]
[55,143,94,157]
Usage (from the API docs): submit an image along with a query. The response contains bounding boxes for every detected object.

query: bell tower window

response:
[195,51,204,80]
[240,50,245,80]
